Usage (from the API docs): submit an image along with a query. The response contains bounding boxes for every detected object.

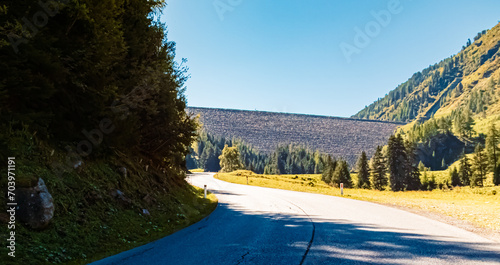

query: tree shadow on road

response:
[303,218,500,264]
[215,203,500,265]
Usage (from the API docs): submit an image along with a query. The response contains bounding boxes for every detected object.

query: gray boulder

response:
[17,178,55,230]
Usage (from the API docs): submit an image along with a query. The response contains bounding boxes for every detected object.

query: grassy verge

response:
[0,140,217,264]
[215,170,500,232]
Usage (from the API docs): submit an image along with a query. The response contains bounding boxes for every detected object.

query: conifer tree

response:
[387,134,407,191]
[371,146,388,190]
[428,174,437,190]
[421,168,429,190]
[405,141,421,190]
[494,165,500,186]
[321,155,336,184]
[486,123,499,173]
[356,151,371,189]
[471,144,488,187]
[458,152,472,186]
[332,160,352,188]
[450,167,461,186]
[462,110,475,138]
[313,151,324,174]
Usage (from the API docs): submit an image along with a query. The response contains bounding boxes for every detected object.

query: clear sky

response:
[161,0,500,117]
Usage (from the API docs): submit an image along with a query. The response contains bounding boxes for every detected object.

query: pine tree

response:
[421,168,429,190]
[486,123,499,173]
[321,155,336,184]
[405,141,421,190]
[331,160,352,188]
[458,152,472,186]
[462,109,475,138]
[471,144,488,187]
[371,146,388,190]
[494,164,500,186]
[313,151,324,174]
[418,161,425,172]
[450,167,461,186]
[387,134,407,191]
[428,174,437,191]
[356,151,370,189]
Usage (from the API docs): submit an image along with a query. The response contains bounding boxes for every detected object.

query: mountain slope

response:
[353,22,500,123]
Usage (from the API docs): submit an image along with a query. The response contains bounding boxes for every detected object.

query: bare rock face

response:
[17,178,55,230]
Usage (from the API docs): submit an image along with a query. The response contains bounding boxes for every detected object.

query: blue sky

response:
[161,0,500,117]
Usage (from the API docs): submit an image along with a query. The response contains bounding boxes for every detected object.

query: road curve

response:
[92,173,500,265]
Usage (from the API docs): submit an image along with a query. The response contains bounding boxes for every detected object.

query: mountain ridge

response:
[353,22,500,123]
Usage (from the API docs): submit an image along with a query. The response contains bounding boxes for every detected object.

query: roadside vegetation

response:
[0,0,216,264]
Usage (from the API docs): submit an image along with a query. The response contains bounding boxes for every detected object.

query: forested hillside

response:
[354,22,500,122]
[353,22,500,186]
[0,1,203,264]
[188,107,402,165]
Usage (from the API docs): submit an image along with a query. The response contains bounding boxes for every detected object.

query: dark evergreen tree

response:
[405,141,421,190]
[494,164,500,186]
[471,144,488,187]
[331,160,352,188]
[428,174,437,191]
[486,123,499,173]
[421,168,429,190]
[371,146,388,190]
[450,167,461,186]
[356,151,370,189]
[387,134,407,191]
[458,152,472,186]
[321,155,337,184]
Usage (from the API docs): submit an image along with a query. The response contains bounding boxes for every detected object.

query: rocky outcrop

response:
[17,178,55,230]
[416,133,468,170]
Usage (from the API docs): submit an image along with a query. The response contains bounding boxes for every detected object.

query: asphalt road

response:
[92,173,500,265]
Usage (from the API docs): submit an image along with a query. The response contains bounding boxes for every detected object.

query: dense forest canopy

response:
[0,0,197,177]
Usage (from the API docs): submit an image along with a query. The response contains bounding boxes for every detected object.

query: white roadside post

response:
[340,183,344,196]
[204,185,207,199]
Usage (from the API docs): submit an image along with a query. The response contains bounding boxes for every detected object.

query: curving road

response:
[92,173,500,265]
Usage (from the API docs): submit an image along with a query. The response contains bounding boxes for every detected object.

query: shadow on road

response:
[214,202,500,265]
[92,196,500,265]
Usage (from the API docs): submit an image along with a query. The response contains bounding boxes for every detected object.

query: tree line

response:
[187,132,333,175]
[450,123,500,187]
[193,121,500,190]
[347,123,500,191]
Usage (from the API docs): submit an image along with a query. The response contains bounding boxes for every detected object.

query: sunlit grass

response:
[215,170,500,231]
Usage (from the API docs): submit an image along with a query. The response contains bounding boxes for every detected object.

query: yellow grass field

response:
[215,171,500,232]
